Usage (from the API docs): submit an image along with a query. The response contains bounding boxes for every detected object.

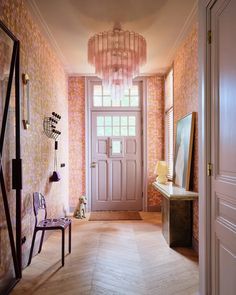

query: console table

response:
[152,182,198,247]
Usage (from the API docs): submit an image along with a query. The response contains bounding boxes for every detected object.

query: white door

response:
[210,0,236,294]
[91,111,142,211]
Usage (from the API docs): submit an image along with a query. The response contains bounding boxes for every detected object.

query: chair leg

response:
[38,230,45,253]
[62,229,65,266]
[28,229,37,266]
[69,223,71,253]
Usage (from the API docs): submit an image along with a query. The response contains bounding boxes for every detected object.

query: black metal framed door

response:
[0,20,22,294]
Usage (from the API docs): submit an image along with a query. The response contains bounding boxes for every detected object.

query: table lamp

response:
[154,161,168,184]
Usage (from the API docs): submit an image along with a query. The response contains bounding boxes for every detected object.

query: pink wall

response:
[0,0,69,272]
[147,75,165,210]
[68,77,86,209]
[67,76,165,211]
[173,23,199,246]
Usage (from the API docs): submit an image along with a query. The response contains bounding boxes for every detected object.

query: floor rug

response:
[89,211,142,221]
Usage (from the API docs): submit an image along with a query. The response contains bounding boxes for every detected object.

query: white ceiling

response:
[27,0,197,75]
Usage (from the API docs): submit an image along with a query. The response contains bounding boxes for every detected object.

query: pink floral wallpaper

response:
[67,76,165,211]
[0,0,69,277]
[68,77,86,210]
[173,23,199,245]
[147,75,165,210]
[0,3,199,289]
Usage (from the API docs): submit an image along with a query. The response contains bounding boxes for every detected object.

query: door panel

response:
[211,0,236,294]
[126,160,136,200]
[111,160,122,201]
[219,244,235,295]
[97,160,108,201]
[126,139,136,154]
[97,139,107,154]
[91,111,142,211]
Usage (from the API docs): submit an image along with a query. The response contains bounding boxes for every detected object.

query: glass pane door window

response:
[96,115,136,137]
[109,138,124,157]
[93,84,139,108]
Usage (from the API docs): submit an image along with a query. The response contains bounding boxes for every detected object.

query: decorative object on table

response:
[43,112,61,182]
[74,195,87,219]
[28,192,71,267]
[174,112,195,190]
[22,73,30,129]
[88,22,146,99]
[154,161,168,184]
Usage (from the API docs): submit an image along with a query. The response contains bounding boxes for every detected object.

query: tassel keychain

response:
[50,140,60,182]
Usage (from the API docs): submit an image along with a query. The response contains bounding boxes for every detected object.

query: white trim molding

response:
[25,0,70,71]
[198,0,215,294]
[85,76,148,212]
[167,0,198,65]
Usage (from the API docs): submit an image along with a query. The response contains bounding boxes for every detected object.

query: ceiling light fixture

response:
[88,23,146,99]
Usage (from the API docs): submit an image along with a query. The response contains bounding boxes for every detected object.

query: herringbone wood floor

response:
[12,212,199,295]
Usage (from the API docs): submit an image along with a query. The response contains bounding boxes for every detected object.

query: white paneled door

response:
[210,0,236,294]
[91,111,142,211]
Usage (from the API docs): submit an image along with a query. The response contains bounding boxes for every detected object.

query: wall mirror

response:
[0,20,22,294]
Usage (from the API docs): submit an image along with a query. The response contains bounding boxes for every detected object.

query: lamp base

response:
[156,175,167,184]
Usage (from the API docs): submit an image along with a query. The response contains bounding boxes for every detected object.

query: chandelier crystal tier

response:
[88,23,147,98]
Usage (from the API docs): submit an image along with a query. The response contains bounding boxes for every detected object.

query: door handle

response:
[90,161,96,168]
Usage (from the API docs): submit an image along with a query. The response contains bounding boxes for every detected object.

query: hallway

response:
[12,213,198,295]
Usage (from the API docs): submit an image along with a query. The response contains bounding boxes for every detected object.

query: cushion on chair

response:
[37,217,71,229]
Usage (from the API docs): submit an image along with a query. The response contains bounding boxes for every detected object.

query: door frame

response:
[0,20,22,294]
[199,0,216,294]
[85,76,148,212]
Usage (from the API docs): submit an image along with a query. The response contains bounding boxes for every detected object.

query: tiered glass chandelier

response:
[88,23,147,98]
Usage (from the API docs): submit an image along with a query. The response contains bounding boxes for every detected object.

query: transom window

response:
[93,84,139,107]
[97,115,136,137]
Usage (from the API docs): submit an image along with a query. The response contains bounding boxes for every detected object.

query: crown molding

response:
[25,0,69,72]
[25,0,198,76]
[166,0,198,66]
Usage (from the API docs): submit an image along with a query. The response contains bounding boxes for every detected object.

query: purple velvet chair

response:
[28,192,71,266]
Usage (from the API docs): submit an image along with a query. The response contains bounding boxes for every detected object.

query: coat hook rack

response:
[43,112,61,139]
[43,112,62,182]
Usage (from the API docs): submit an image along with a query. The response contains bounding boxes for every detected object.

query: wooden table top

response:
[152,181,198,200]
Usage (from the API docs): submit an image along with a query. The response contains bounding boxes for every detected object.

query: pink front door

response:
[91,111,142,211]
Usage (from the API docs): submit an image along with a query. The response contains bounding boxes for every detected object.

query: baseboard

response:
[192,236,199,253]
[147,205,161,212]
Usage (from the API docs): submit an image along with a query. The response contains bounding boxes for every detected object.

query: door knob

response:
[90,162,96,168]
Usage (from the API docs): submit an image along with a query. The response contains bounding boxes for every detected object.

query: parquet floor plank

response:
[12,213,198,295]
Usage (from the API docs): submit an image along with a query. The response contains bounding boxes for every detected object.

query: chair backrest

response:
[33,192,47,220]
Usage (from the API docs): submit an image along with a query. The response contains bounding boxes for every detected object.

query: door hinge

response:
[142,192,144,198]
[207,30,212,44]
[207,163,213,176]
